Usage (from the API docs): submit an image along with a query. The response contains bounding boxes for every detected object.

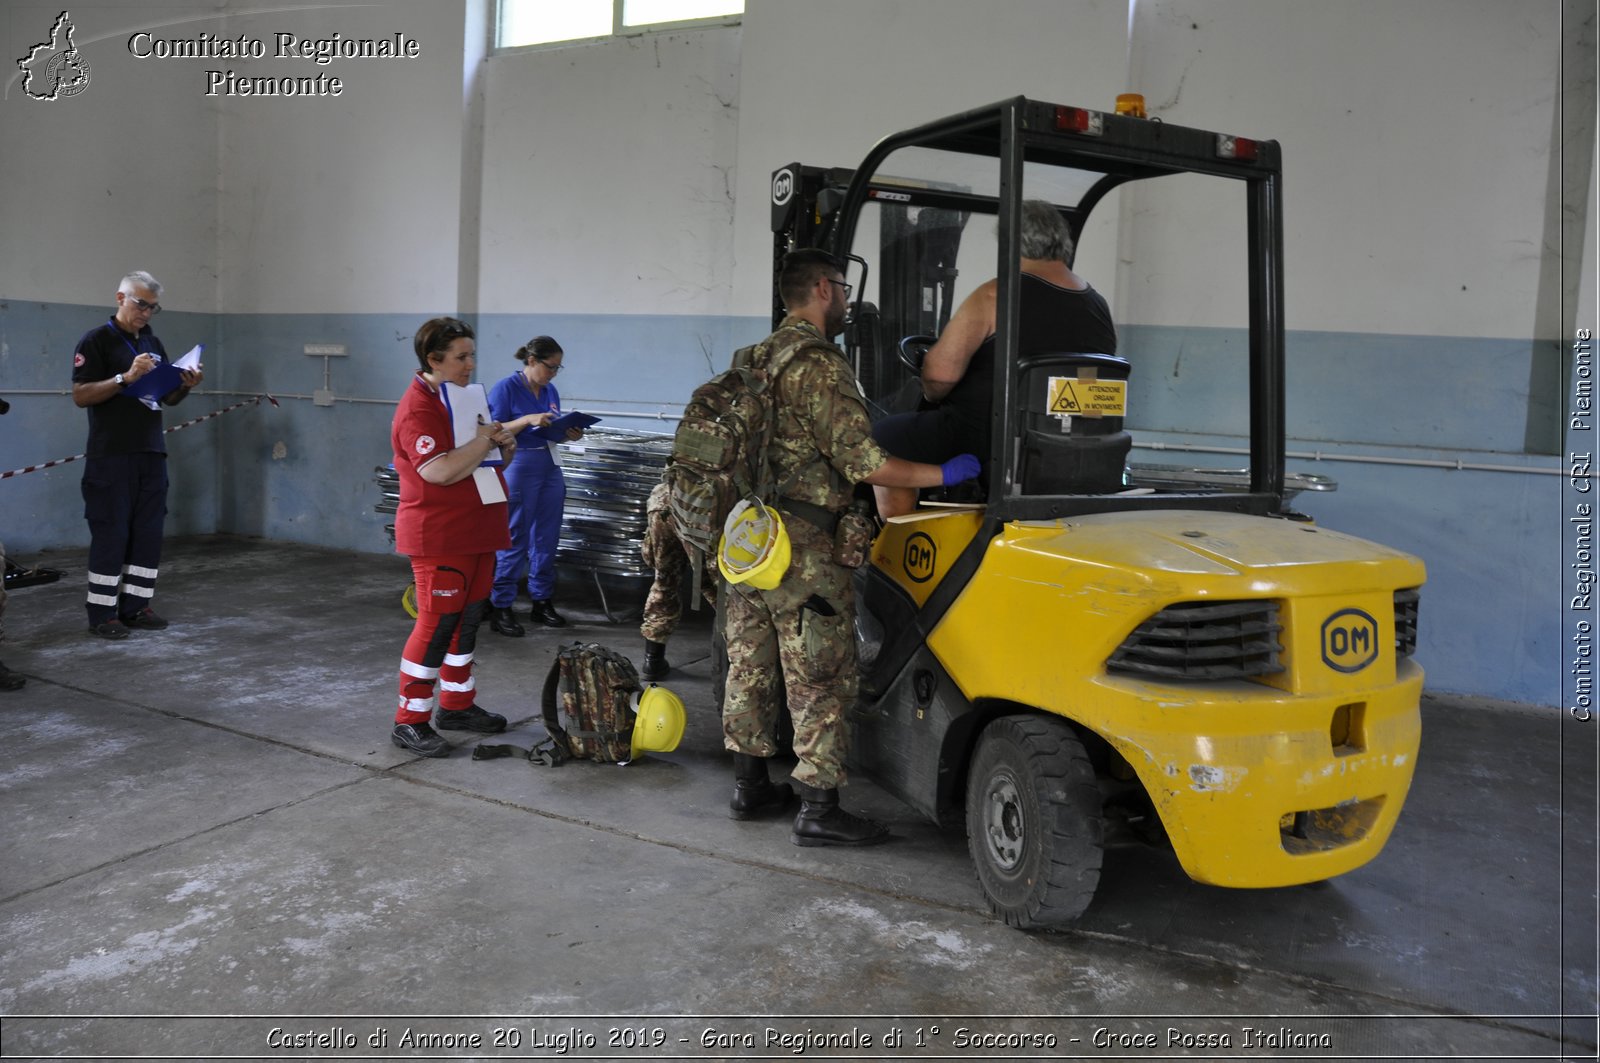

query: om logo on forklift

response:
[1321,608,1379,673]
[903,531,937,584]
[771,168,795,206]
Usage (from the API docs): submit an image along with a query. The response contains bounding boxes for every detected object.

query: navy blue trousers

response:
[82,453,168,624]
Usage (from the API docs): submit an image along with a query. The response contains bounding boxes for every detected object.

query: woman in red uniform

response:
[388,317,519,757]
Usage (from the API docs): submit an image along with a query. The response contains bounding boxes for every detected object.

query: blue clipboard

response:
[533,411,600,441]
[121,360,184,404]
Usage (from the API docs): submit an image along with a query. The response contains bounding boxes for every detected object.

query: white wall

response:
[1123,0,1568,339]
[479,27,743,317]
[0,0,468,315]
[0,1,219,309]
[213,1,468,314]
[732,0,1133,315]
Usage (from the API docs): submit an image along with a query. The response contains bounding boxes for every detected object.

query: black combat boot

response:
[529,599,567,627]
[641,639,670,681]
[791,784,890,847]
[729,753,795,820]
[488,606,524,638]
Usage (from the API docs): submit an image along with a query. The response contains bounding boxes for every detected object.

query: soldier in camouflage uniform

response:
[721,249,979,846]
[638,476,715,680]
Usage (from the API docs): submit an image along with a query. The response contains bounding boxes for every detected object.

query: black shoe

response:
[641,640,670,681]
[730,753,794,820]
[792,784,890,846]
[89,620,130,640]
[529,599,567,627]
[435,705,507,733]
[120,607,168,629]
[488,606,525,638]
[0,660,24,692]
[391,722,451,757]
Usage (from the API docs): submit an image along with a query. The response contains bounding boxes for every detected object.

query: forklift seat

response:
[1016,352,1132,495]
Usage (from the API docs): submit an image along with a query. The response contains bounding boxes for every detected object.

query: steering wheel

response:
[898,334,935,374]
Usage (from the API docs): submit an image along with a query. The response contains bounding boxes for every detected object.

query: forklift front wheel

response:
[401,583,418,619]
[966,714,1104,929]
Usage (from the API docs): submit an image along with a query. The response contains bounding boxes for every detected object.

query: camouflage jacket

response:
[736,316,889,514]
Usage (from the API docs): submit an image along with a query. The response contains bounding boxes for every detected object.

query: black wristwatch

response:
[114,373,125,386]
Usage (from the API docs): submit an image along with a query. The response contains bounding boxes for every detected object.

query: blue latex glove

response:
[940,453,981,486]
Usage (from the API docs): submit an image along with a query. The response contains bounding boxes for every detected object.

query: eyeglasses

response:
[827,278,853,298]
[537,361,562,375]
[126,295,161,315]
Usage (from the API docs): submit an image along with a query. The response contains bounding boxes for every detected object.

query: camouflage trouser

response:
[722,516,856,789]
[639,482,714,642]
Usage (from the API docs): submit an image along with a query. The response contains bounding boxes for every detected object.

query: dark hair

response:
[778,249,844,310]
[413,317,474,371]
[515,335,563,365]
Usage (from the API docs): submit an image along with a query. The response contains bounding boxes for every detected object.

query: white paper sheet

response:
[472,466,507,504]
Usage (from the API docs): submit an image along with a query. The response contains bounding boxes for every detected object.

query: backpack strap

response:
[532,650,572,766]
[466,654,572,767]
[753,331,827,504]
[688,542,708,610]
[470,741,567,767]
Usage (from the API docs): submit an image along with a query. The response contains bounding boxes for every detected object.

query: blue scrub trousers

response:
[492,448,566,606]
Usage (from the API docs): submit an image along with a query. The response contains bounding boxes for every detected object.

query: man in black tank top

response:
[871,200,1117,518]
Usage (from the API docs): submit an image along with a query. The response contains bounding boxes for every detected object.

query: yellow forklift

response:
[771,97,1426,928]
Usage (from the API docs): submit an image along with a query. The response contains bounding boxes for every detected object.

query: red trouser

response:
[395,552,495,725]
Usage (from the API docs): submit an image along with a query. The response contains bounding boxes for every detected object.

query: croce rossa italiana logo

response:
[17,11,92,100]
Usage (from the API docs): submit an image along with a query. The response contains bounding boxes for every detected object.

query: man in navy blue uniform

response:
[71,271,203,639]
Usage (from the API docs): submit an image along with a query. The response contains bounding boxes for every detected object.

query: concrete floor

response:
[0,535,1594,1061]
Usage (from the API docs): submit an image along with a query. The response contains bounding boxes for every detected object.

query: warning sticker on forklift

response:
[1047,376,1126,416]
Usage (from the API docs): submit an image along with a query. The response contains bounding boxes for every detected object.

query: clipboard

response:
[440,382,508,505]
[533,411,600,441]
[440,382,503,467]
[121,361,184,404]
[121,344,202,407]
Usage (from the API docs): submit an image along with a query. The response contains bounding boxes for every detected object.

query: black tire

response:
[965,714,1104,928]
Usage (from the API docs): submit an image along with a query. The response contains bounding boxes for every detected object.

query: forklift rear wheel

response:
[401,583,418,619]
[966,714,1103,929]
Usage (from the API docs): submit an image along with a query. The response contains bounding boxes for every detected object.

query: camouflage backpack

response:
[663,329,811,599]
[538,642,643,764]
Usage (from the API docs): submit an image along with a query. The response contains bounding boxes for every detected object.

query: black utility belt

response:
[777,497,840,536]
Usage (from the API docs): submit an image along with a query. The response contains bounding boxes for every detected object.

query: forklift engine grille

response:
[1394,587,1420,659]
[1108,600,1285,680]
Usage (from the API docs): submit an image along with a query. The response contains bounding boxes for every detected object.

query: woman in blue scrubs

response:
[487,336,583,633]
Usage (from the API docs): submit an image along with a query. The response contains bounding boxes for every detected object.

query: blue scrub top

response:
[488,371,562,456]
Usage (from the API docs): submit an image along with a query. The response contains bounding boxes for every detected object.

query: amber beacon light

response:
[1115,93,1147,118]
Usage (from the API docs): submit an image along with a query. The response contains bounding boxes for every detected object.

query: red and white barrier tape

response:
[0,394,279,480]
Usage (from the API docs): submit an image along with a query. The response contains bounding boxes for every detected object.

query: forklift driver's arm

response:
[920,280,997,403]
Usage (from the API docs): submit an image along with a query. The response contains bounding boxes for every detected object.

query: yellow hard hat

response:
[716,498,791,590]
[630,685,686,760]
